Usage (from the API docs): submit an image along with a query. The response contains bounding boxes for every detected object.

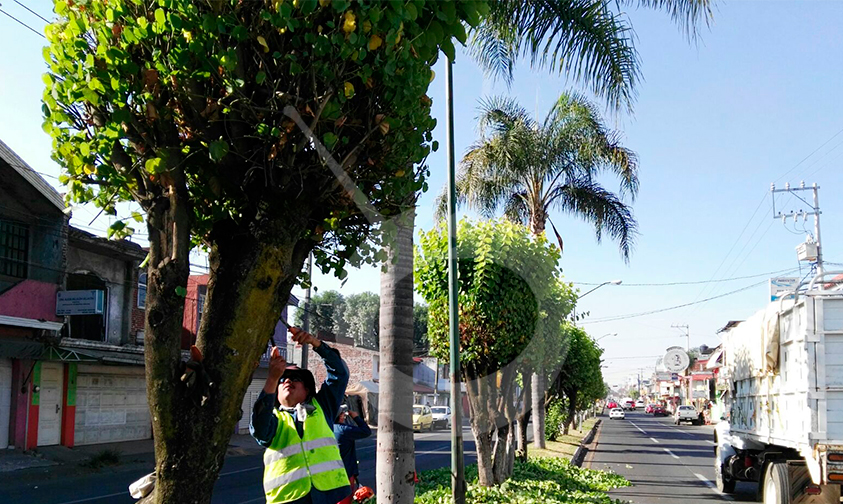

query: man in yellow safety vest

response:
[251,327,352,504]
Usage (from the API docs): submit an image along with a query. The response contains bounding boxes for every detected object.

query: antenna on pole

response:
[671,324,690,351]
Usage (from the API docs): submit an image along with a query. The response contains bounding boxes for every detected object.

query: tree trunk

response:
[464,364,499,487]
[531,372,546,449]
[562,391,577,436]
[516,374,531,461]
[142,187,312,504]
[377,210,416,504]
[491,368,516,484]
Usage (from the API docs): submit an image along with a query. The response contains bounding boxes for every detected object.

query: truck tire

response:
[763,462,790,504]
[714,446,736,494]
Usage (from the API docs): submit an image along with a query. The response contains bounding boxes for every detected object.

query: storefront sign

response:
[57,290,105,316]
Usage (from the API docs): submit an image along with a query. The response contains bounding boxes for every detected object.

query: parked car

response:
[413,405,433,431]
[652,405,669,417]
[609,407,625,420]
[645,404,654,414]
[674,405,702,425]
[430,406,451,429]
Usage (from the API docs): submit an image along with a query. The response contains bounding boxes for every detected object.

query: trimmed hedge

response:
[414,456,629,504]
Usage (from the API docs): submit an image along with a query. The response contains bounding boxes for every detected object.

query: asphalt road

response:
[588,409,758,503]
[0,425,478,504]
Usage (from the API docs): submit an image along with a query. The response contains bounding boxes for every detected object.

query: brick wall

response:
[306,341,377,390]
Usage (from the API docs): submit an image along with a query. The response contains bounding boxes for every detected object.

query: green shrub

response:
[414,457,629,504]
[545,397,567,441]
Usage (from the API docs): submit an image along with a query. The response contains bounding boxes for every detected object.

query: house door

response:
[37,362,63,446]
[0,358,12,449]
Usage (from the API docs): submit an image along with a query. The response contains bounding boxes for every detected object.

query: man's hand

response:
[349,410,359,419]
[289,327,321,348]
[268,346,287,382]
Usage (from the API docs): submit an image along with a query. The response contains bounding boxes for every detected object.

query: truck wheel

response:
[714,446,736,494]
[763,462,790,504]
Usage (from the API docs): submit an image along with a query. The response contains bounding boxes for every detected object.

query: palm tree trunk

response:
[377,210,416,504]
[528,216,548,449]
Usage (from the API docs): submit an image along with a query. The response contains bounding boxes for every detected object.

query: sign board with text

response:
[770,277,799,301]
[57,290,105,316]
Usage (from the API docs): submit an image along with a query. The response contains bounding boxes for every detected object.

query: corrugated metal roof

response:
[0,137,66,212]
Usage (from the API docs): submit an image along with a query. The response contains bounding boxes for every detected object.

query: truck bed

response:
[724,292,843,450]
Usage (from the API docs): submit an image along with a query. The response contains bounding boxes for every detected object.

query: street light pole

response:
[573,280,622,322]
[596,332,617,342]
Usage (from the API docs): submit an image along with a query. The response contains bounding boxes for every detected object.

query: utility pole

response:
[771,182,824,277]
[445,56,465,504]
[672,324,690,351]
[301,252,313,369]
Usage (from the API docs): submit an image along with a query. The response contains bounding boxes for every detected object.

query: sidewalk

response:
[0,433,264,474]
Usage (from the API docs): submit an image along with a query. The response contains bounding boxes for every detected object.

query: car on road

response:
[652,405,669,417]
[635,399,645,409]
[674,404,702,425]
[644,404,654,414]
[413,405,433,431]
[609,407,625,420]
[606,401,619,409]
[623,400,636,411]
[430,406,451,429]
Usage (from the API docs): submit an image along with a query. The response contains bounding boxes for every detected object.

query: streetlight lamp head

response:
[610,279,622,285]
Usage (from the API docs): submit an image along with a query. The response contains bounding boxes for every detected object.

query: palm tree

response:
[377,209,416,504]
[438,91,639,450]
[472,0,712,111]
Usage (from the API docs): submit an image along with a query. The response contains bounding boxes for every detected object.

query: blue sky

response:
[2,1,842,385]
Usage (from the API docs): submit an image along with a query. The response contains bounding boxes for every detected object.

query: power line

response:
[773,124,843,184]
[13,0,50,23]
[581,278,771,324]
[572,267,799,287]
[0,6,44,37]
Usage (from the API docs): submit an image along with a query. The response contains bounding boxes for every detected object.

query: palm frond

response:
[546,178,637,262]
[620,0,713,41]
[467,23,517,84]
[502,192,530,226]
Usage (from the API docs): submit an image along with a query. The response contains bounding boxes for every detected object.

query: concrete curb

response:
[571,418,601,467]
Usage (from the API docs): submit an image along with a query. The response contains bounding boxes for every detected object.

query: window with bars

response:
[137,272,147,309]
[0,220,29,278]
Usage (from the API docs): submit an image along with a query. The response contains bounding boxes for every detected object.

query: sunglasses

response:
[279,376,304,384]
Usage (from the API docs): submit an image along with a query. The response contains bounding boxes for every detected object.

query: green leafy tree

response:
[415,219,567,486]
[458,0,712,454]
[437,91,637,451]
[295,289,346,338]
[344,291,379,349]
[42,1,482,502]
[546,327,604,435]
[413,302,429,353]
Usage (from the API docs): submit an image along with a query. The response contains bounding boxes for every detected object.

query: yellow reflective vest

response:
[263,400,350,503]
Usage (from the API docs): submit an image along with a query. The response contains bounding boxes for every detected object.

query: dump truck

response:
[714,272,843,503]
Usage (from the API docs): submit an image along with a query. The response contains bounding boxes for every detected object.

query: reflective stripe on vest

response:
[263,400,349,503]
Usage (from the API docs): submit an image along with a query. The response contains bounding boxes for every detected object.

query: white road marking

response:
[649,437,661,444]
[694,472,715,489]
[55,493,128,504]
[628,421,647,435]
[663,448,681,459]
[220,466,261,476]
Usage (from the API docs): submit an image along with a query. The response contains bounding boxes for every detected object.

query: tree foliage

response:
[413,302,429,353]
[344,290,379,349]
[43,0,485,271]
[547,326,604,435]
[295,289,346,337]
[40,1,486,502]
[415,218,572,486]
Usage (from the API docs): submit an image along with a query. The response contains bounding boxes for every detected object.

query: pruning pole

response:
[445,56,465,504]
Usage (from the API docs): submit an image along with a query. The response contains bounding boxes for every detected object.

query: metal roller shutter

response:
[75,365,150,445]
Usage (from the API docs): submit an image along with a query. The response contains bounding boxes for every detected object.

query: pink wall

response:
[0,280,61,322]
[10,359,31,449]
